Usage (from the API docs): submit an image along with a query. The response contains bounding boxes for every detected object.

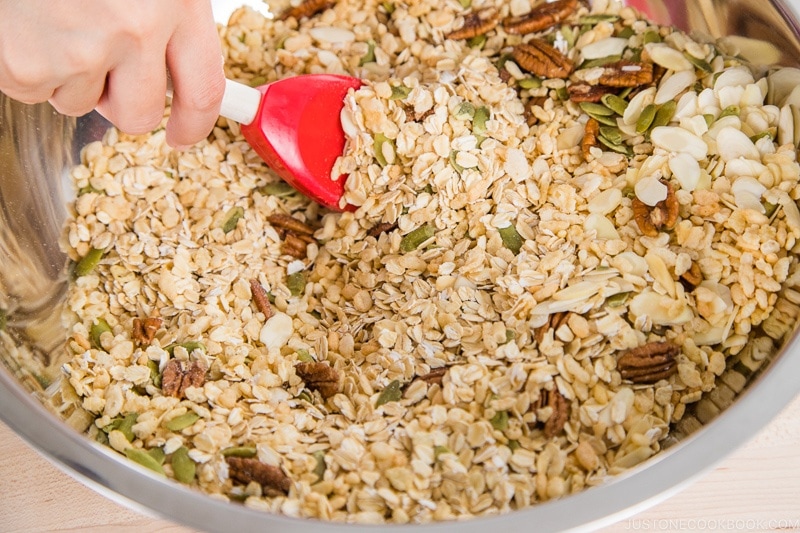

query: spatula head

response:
[240,74,362,211]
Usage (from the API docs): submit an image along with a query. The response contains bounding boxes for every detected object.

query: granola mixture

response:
[57,0,800,524]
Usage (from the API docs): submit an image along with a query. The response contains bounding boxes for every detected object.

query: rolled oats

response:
[56,0,800,525]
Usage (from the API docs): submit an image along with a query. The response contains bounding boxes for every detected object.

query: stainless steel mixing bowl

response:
[3,1,800,531]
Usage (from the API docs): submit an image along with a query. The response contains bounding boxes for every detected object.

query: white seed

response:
[731,176,767,212]
[645,43,693,71]
[650,126,708,160]
[725,158,767,179]
[634,176,667,206]
[715,127,760,161]
[259,312,293,351]
[669,152,701,191]
[581,37,628,60]
[309,26,356,44]
[584,213,620,240]
[673,91,699,120]
[655,70,696,105]
[714,66,755,91]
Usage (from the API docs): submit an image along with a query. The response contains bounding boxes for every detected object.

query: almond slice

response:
[650,126,708,160]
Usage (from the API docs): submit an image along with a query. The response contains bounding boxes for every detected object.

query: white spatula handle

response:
[166,76,261,126]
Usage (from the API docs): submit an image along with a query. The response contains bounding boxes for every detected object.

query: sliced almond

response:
[645,43,693,71]
[580,37,628,60]
[715,127,760,161]
[623,87,656,125]
[655,70,696,105]
[309,26,356,44]
[645,251,676,299]
[725,158,767,179]
[650,126,708,160]
[584,213,620,240]
[669,152,701,191]
[629,289,693,326]
[634,176,668,206]
[766,67,800,106]
[713,66,755,91]
[587,188,623,214]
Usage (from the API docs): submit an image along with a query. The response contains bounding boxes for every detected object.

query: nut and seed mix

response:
[56,0,800,524]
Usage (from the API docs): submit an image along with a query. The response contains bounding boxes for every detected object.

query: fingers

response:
[49,73,108,117]
[164,1,226,148]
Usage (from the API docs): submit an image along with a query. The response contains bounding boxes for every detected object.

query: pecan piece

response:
[531,388,569,438]
[267,214,317,259]
[278,0,336,21]
[446,8,500,40]
[249,279,273,319]
[161,359,207,399]
[503,0,578,35]
[680,262,703,291]
[534,311,570,344]
[367,221,398,238]
[582,117,600,160]
[403,104,435,123]
[416,367,447,386]
[632,180,679,237]
[597,61,654,88]
[524,96,548,126]
[226,456,292,495]
[296,361,340,398]
[617,341,679,384]
[568,82,615,103]
[512,39,573,79]
[133,316,162,345]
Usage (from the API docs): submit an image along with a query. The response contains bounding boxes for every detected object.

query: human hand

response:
[0,0,226,148]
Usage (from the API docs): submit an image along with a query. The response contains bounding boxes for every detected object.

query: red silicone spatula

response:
[217,74,363,210]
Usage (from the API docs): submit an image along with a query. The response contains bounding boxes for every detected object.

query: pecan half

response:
[632,180,679,237]
[679,262,703,291]
[296,361,340,398]
[568,82,615,103]
[278,0,336,21]
[503,0,578,35]
[512,39,573,79]
[267,214,317,259]
[582,117,600,160]
[249,279,273,319]
[446,8,500,40]
[367,221,398,238]
[133,316,162,345]
[596,61,654,88]
[531,388,569,438]
[226,456,292,495]
[534,311,570,344]
[617,341,679,384]
[161,359,207,399]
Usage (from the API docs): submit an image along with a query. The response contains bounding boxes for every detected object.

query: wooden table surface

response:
[1,395,799,533]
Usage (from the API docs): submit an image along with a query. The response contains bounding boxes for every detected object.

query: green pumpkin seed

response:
[221,446,258,458]
[454,102,475,120]
[606,291,631,307]
[248,75,267,87]
[719,105,740,119]
[171,446,196,484]
[433,445,451,459]
[458,0,471,7]
[90,318,112,350]
[684,52,712,73]
[467,34,487,49]
[473,106,490,135]
[115,413,138,442]
[652,100,677,129]
[382,1,395,14]
[628,48,643,63]
[257,181,297,197]
[584,110,619,127]
[296,349,315,362]
[703,113,715,127]
[221,206,244,234]
[580,54,622,69]
[490,410,509,431]
[74,248,104,277]
[518,77,542,90]
[297,390,314,403]
[643,30,661,44]
[498,225,523,255]
[601,94,629,116]
[359,40,376,66]
[125,448,165,476]
[147,360,161,388]
[556,86,569,101]
[165,412,200,432]
[400,225,435,252]
[504,329,516,344]
[376,379,403,407]
[449,150,465,174]
[636,104,657,134]
[763,201,779,218]
[0,308,6,331]
[750,130,775,142]
[598,135,633,156]
[578,14,619,24]
[579,102,615,116]
[617,27,635,39]
[599,126,623,145]
[373,133,394,166]
[148,447,166,466]
[560,25,577,48]
[312,450,326,481]
[390,85,411,100]
[287,271,306,297]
